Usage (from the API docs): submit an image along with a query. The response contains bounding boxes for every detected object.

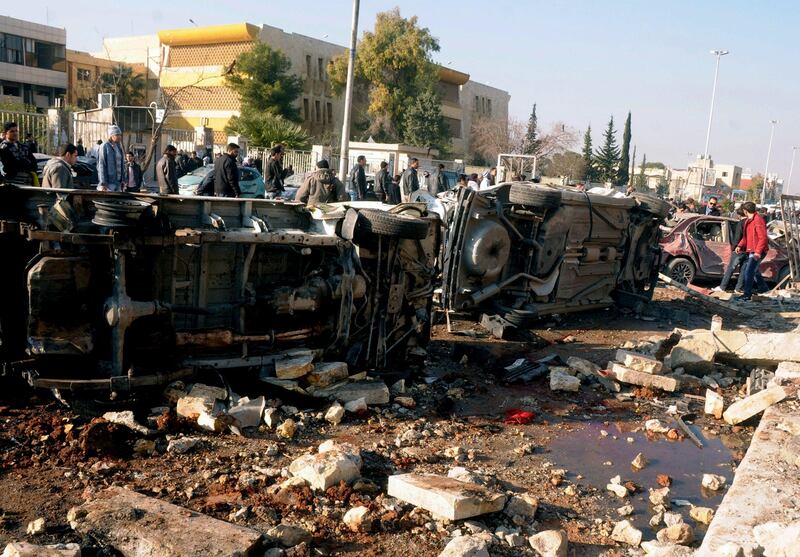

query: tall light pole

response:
[699,49,729,201]
[787,146,798,195]
[761,119,778,204]
[338,0,360,182]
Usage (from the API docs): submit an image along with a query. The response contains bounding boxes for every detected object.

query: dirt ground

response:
[0,287,780,556]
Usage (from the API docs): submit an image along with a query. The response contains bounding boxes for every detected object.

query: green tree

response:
[226,43,304,121]
[225,112,310,149]
[549,151,584,180]
[635,153,649,192]
[100,65,145,106]
[402,88,449,154]
[581,125,597,182]
[616,111,631,187]
[594,116,620,184]
[328,8,440,141]
[748,174,764,202]
[523,103,541,157]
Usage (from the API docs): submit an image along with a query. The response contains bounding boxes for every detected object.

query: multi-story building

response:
[97,22,510,156]
[66,49,147,109]
[0,15,66,109]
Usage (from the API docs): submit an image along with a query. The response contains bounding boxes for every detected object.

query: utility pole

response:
[338,0,360,182]
[761,119,777,205]
[700,50,728,200]
[787,146,798,195]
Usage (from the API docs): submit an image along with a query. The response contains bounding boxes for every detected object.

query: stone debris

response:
[387,473,506,521]
[69,487,263,556]
[314,380,390,405]
[1,543,80,557]
[527,529,568,557]
[395,396,416,408]
[663,511,683,527]
[705,389,724,419]
[227,396,265,429]
[701,473,726,491]
[344,398,368,413]
[567,356,621,392]
[645,419,670,433]
[274,350,315,379]
[640,540,695,556]
[615,349,664,374]
[772,361,800,385]
[669,330,800,372]
[266,523,312,547]
[616,504,634,516]
[276,419,296,439]
[611,519,642,546]
[342,506,372,532]
[609,363,679,392]
[288,442,361,490]
[263,407,280,428]
[690,506,715,524]
[606,483,629,498]
[549,369,581,392]
[166,436,201,454]
[656,523,694,545]
[101,411,152,436]
[324,403,345,426]
[631,452,647,470]
[25,518,45,535]
[305,361,349,387]
[503,493,539,518]
[753,520,800,557]
[648,487,671,507]
[437,535,490,557]
[723,385,789,425]
[176,383,230,432]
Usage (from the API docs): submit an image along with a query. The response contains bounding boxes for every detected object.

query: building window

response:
[444,117,462,138]
[303,98,310,121]
[305,55,312,77]
[24,39,35,66]
[481,97,486,113]
[722,171,728,177]
[474,95,479,112]
[2,34,24,65]
[315,100,321,123]
[487,99,492,116]
[77,68,92,81]
[318,57,324,80]
[1,82,22,97]
[326,102,333,124]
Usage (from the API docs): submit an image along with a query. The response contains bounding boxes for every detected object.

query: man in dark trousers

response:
[736,201,769,301]
[156,145,179,195]
[374,161,390,202]
[0,122,37,185]
[124,151,144,192]
[430,163,449,195]
[296,160,348,206]
[264,145,292,199]
[347,155,368,201]
[399,157,420,202]
[215,143,241,198]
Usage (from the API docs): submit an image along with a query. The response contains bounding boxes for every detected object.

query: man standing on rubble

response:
[736,201,769,301]
[399,158,420,202]
[215,142,241,198]
[296,160,347,206]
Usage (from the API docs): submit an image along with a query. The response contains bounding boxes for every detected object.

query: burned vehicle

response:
[0,186,438,398]
[439,182,666,325]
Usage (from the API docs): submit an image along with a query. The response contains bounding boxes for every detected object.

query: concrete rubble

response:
[615,349,664,374]
[387,473,507,520]
[705,388,725,419]
[287,441,362,490]
[437,535,489,557]
[608,363,679,392]
[1,543,80,557]
[723,385,789,425]
[549,369,581,392]
[527,529,568,557]
[611,519,642,546]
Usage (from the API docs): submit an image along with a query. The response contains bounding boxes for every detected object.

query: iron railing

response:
[779,194,800,283]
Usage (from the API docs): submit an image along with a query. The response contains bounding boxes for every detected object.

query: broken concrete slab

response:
[609,363,679,392]
[615,349,663,374]
[753,520,800,557]
[1,543,80,557]
[102,411,152,436]
[305,362,348,387]
[227,396,265,429]
[387,473,506,521]
[69,487,263,556]
[288,446,361,490]
[670,330,800,373]
[772,361,800,386]
[437,535,489,557]
[705,389,724,419]
[266,523,311,548]
[166,436,200,454]
[313,380,390,405]
[503,494,538,519]
[324,403,344,426]
[611,520,642,546]
[274,350,315,379]
[723,385,788,425]
[567,356,621,392]
[188,383,227,402]
[527,529,568,557]
[549,370,581,392]
[342,506,372,533]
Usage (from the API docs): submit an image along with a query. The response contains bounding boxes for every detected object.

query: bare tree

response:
[470,116,524,163]
[538,122,579,159]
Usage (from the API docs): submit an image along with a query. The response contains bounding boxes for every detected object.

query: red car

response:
[660,213,789,285]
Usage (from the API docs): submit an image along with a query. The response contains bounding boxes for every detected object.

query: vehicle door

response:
[239,168,264,198]
[691,218,729,276]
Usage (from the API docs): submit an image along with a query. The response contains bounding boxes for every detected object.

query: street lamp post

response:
[761,120,778,205]
[787,146,798,195]
[699,49,729,201]
[338,0,360,182]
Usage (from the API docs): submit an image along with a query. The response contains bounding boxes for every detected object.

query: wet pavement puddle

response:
[548,421,737,537]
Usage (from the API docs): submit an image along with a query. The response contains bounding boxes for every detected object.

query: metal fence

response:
[249,148,319,175]
[162,128,198,154]
[0,109,49,152]
[780,194,800,283]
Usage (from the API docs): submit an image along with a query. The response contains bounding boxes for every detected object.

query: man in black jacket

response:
[0,122,37,185]
[123,151,143,192]
[374,161,390,202]
[264,145,293,199]
[348,155,367,200]
[214,143,241,198]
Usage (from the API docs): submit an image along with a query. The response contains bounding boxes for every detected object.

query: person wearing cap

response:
[97,124,125,191]
[296,160,348,206]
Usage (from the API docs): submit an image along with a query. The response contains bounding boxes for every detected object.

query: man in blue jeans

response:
[713,207,747,292]
[736,201,769,301]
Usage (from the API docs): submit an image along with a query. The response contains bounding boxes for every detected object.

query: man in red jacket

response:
[736,201,769,300]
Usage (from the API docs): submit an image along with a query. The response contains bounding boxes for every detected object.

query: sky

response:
[6,0,800,192]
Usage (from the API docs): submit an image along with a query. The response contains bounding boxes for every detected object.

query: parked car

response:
[0,186,439,400]
[437,182,666,324]
[660,213,789,285]
[177,165,266,198]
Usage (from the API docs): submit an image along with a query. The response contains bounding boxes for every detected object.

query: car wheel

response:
[632,192,671,218]
[508,183,562,210]
[354,208,430,240]
[491,301,538,328]
[665,257,695,284]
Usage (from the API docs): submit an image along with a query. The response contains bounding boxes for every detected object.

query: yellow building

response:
[67,49,147,109]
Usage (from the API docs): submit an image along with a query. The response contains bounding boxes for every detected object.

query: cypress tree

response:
[581,125,597,182]
[524,103,541,156]
[594,116,620,184]
[616,111,631,187]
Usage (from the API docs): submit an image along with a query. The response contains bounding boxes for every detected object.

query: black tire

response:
[509,183,562,210]
[355,208,429,240]
[632,192,670,218]
[491,301,538,328]
[665,257,695,285]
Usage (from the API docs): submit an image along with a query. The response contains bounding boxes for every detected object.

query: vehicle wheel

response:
[508,183,562,210]
[491,301,538,328]
[632,192,670,218]
[665,257,695,285]
[355,208,429,240]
